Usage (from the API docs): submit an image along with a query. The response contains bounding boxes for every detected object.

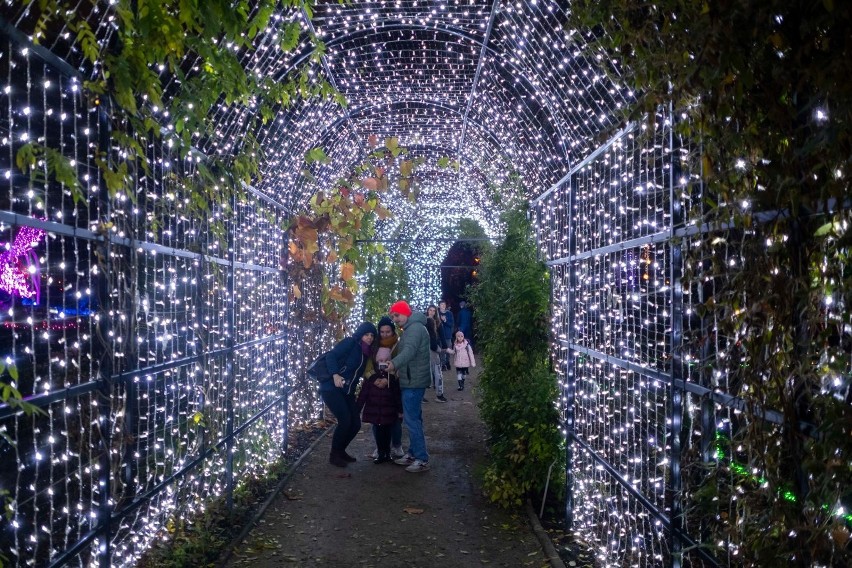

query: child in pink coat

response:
[446,330,475,391]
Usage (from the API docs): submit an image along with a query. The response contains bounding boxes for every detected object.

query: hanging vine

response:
[18,0,339,244]
[287,136,423,332]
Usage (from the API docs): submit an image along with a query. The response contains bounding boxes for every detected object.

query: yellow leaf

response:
[292,284,302,299]
[400,160,412,177]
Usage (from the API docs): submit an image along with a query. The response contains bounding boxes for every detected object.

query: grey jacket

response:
[390,311,432,389]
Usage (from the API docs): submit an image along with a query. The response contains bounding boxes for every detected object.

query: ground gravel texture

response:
[225,367,553,568]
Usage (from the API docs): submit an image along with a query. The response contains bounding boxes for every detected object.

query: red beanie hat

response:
[389,300,412,317]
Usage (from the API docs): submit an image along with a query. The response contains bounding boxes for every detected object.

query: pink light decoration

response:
[0,224,46,302]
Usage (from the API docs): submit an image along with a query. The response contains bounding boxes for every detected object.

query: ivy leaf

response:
[305,147,329,164]
[280,21,301,52]
[340,262,356,281]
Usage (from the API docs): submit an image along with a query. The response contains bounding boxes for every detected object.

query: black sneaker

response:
[436,395,448,402]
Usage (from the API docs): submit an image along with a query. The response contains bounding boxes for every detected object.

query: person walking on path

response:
[446,330,475,391]
[425,305,448,402]
[456,300,473,348]
[319,321,377,467]
[438,300,455,370]
[385,300,432,473]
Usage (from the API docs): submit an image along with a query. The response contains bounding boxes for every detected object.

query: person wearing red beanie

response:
[385,299,432,472]
[389,300,412,317]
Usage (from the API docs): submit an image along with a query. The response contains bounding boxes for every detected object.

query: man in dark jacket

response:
[386,300,431,473]
[438,300,455,370]
[456,300,473,347]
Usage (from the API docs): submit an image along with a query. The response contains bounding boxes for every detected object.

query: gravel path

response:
[225,367,551,568]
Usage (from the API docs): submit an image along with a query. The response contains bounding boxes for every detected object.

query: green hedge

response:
[469,207,564,507]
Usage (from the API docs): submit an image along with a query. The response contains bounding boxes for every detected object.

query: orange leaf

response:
[326,250,338,263]
[362,177,379,190]
[353,193,365,206]
[328,285,348,302]
[367,134,378,147]
[341,262,355,281]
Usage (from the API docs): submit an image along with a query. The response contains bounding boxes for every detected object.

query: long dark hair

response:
[425,304,440,333]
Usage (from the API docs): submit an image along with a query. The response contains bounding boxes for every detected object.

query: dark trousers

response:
[321,389,361,452]
[372,424,393,455]
[441,337,452,368]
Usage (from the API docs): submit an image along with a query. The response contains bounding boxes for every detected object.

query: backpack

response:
[306,352,331,382]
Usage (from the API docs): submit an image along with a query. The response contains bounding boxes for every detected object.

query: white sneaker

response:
[391,446,405,459]
[405,459,430,473]
[394,454,415,466]
[369,449,378,459]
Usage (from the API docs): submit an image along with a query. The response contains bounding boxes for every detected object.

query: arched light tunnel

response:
[0,1,849,567]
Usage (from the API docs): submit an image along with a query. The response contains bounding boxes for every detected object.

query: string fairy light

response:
[1,1,844,567]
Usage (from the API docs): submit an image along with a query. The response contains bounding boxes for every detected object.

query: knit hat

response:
[377,315,395,331]
[389,300,412,317]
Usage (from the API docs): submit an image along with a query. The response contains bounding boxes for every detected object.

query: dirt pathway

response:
[224,367,551,568]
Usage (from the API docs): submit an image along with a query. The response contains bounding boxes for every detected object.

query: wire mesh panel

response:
[0,32,300,566]
[536,108,691,567]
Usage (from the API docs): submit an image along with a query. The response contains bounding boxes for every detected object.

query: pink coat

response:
[449,340,475,369]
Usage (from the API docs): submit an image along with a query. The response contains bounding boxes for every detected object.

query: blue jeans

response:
[430,351,444,396]
[402,388,428,462]
[321,389,361,452]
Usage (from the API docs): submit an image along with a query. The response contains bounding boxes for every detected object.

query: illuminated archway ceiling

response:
[202,0,634,240]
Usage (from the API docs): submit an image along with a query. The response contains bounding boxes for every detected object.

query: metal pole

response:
[668,104,685,568]
[95,97,114,568]
[225,195,236,511]
[564,172,578,531]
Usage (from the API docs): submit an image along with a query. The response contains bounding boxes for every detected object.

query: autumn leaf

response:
[374,166,384,178]
[328,285,348,302]
[292,284,302,299]
[400,160,413,177]
[367,134,378,147]
[341,262,355,281]
[326,250,338,263]
[403,507,424,515]
[353,193,365,206]
[362,177,379,190]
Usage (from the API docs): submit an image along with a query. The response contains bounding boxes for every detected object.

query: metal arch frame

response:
[458,0,501,158]
[298,8,366,157]
[273,21,571,163]
[268,98,518,211]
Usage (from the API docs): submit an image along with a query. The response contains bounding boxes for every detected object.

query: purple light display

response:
[0,224,46,302]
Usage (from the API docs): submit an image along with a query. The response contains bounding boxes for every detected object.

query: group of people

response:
[315,299,475,474]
